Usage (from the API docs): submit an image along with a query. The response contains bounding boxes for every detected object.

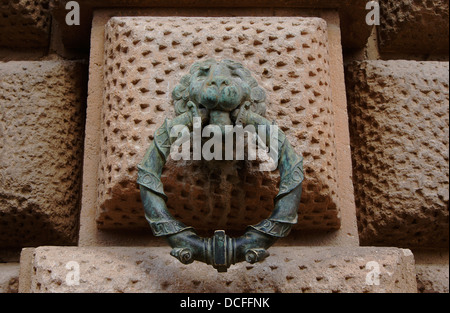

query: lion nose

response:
[207,76,230,88]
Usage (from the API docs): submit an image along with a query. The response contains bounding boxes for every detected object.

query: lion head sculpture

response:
[138,60,304,272]
[172,59,267,128]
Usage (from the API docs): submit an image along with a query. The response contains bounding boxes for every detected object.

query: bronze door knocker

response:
[137,59,303,272]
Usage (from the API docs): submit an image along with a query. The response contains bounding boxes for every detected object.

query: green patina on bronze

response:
[137,59,304,272]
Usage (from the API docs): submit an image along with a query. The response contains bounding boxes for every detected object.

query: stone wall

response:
[0,0,447,293]
[346,60,449,249]
[344,0,449,293]
[0,60,86,248]
[79,9,358,248]
[49,0,373,50]
[19,246,417,293]
[0,0,51,48]
[378,0,449,55]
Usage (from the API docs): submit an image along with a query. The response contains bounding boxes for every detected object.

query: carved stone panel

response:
[97,17,341,232]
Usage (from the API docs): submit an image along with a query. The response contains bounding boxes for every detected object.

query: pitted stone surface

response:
[97,17,341,232]
[379,0,449,54]
[0,263,19,293]
[346,60,449,248]
[50,1,372,50]
[0,61,85,247]
[0,0,51,48]
[22,246,417,293]
[416,264,449,293]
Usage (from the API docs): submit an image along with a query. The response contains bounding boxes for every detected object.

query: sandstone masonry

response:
[379,0,449,55]
[346,60,449,249]
[0,0,51,48]
[20,246,417,293]
[0,60,85,247]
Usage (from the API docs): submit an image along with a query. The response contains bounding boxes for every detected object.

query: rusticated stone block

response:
[96,17,341,232]
[21,246,417,293]
[0,61,85,247]
[346,60,449,248]
[0,0,51,48]
[379,0,449,54]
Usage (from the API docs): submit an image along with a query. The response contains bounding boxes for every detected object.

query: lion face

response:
[188,60,250,112]
[172,59,267,127]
